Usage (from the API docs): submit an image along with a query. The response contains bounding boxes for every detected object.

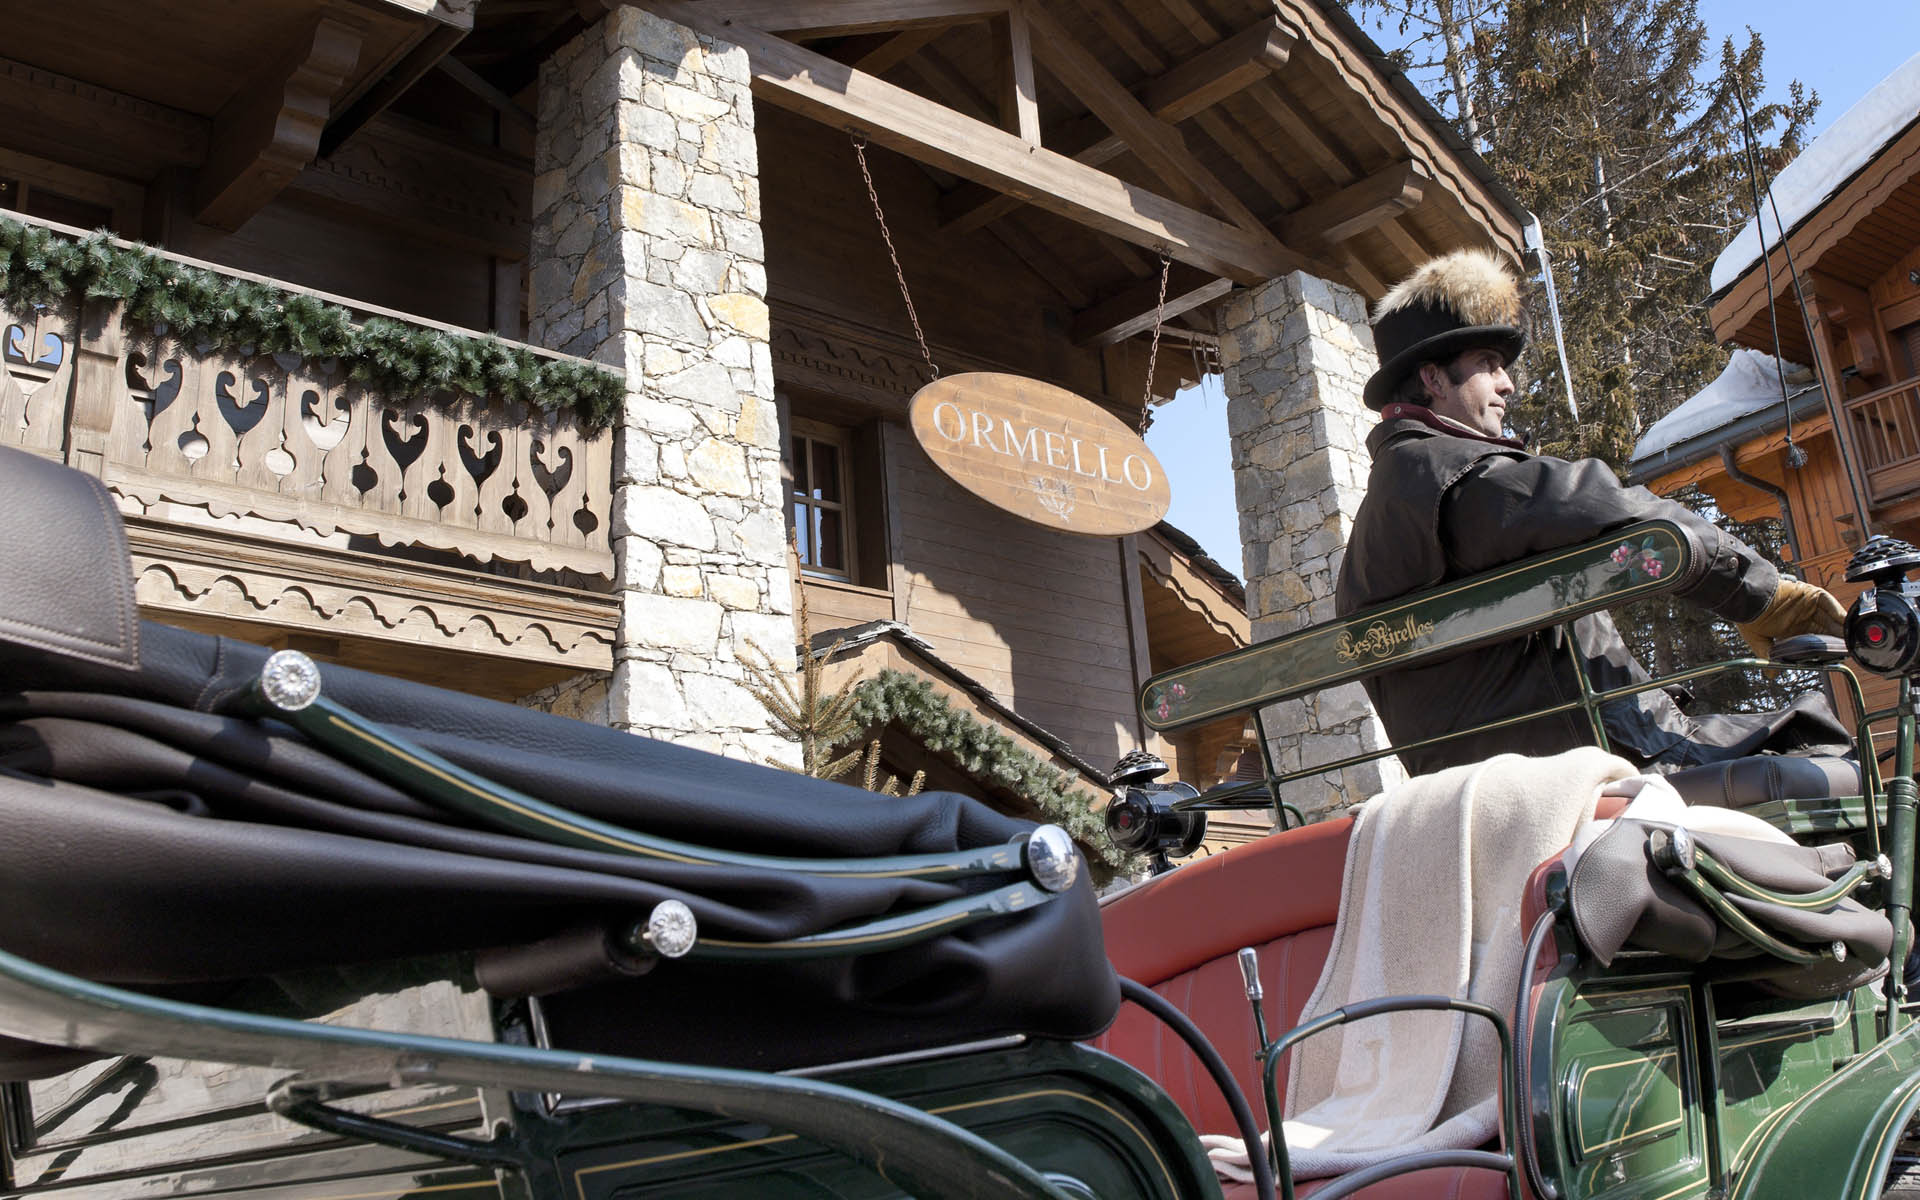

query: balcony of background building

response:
[0,213,621,700]
[1845,372,1920,503]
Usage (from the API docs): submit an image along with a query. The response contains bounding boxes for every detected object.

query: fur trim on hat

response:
[1373,248,1521,328]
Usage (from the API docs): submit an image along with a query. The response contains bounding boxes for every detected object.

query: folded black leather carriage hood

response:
[0,449,1120,1078]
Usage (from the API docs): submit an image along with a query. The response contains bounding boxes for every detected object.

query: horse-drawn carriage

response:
[2,442,1917,1200]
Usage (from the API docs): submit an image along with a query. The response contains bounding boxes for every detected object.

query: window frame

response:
[0,148,143,236]
[790,416,858,583]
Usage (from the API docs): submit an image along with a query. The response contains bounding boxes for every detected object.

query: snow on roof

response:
[1628,348,1818,471]
[1710,52,1920,295]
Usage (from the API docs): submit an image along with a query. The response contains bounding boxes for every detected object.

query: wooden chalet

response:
[1630,53,1920,721]
[0,0,1522,832]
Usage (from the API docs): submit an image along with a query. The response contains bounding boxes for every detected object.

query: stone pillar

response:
[531,8,795,763]
[1219,271,1404,816]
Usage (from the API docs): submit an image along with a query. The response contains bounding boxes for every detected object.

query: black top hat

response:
[1363,249,1526,411]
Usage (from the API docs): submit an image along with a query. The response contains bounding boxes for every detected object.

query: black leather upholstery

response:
[0,454,1121,1080]
[1663,754,1861,810]
[0,446,138,672]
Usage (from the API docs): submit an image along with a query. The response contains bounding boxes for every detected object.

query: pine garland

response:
[849,670,1130,872]
[0,215,624,432]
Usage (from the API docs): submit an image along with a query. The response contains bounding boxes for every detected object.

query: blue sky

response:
[1148,3,1920,581]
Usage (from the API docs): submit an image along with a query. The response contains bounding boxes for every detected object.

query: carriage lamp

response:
[1105,749,1207,869]
[1844,536,1920,676]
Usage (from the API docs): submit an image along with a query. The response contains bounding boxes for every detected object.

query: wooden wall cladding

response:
[885,422,1137,768]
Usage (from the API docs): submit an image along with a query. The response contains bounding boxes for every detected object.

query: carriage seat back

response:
[1093,818,1349,1136]
[1094,818,1514,1200]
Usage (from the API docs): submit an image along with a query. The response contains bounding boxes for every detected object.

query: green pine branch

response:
[849,669,1130,872]
[0,216,623,432]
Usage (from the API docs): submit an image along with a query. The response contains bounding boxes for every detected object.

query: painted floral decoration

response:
[1148,681,1190,722]
[1610,537,1669,583]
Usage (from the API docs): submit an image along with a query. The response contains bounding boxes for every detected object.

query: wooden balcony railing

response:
[1845,373,1920,505]
[0,255,617,579]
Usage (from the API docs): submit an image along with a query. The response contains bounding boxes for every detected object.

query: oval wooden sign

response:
[908,373,1171,537]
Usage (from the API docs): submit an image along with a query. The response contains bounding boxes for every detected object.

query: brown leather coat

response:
[1334,414,1793,776]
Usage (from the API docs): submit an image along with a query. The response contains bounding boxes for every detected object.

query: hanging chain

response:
[851,134,938,381]
[1139,252,1173,433]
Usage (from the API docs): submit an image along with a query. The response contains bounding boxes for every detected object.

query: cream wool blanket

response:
[1204,748,1633,1183]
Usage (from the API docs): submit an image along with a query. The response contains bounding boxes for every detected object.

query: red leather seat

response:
[1093,819,1509,1200]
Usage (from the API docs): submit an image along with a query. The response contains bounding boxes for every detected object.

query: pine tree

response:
[1465,1,1818,707]
[739,560,924,794]
[1349,0,1503,147]
[1471,2,1816,459]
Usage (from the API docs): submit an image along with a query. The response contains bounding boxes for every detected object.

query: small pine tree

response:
[739,552,923,795]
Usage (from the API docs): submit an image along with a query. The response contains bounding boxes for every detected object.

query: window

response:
[1895,320,1920,381]
[791,420,854,580]
[0,149,140,235]
[0,178,113,230]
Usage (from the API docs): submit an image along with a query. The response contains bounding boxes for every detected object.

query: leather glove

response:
[1736,578,1845,657]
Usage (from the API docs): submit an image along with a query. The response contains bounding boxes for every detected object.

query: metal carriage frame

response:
[4,520,1920,1200]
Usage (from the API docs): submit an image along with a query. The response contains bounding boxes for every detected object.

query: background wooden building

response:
[1629,53,1920,724]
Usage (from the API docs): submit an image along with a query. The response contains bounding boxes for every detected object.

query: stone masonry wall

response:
[530,8,795,763]
[1219,271,1405,816]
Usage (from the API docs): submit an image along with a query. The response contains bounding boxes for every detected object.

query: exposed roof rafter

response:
[635,0,1300,283]
[938,15,1296,236]
[1071,264,1232,346]
[690,0,1007,39]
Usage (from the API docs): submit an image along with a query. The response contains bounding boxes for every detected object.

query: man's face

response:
[1422,348,1513,437]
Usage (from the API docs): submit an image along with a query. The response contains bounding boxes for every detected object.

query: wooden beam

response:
[690,0,1006,38]
[319,20,466,158]
[197,14,365,231]
[1283,161,1428,246]
[1374,216,1432,268]
[938,15,1294,234]
[987,219,1091,307]
[1144,16,1293,123]
[1801,270,1884,380]
[639,1,1297,283]
[433,56,536,133]
[993,6,1041,144]
[1072,265,1232,345]
[839,27,945,74]
[1020,0,1285,250]
[1335,248,1386,298]
[907,46,996,120]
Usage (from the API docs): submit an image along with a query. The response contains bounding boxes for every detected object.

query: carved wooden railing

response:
[1845,372,1920,505]
[0,289,616,579]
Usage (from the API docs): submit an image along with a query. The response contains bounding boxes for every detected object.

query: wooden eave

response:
[1711,115,1920,360]
[1139,525,1248,672]
[623,0,1523,348]
[0,0,474,227]
[5,0,470,124]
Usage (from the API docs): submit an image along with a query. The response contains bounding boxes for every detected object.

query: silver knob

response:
[640,900,697,958]
[1026,825,1080,893]
[1238,947,1263,1004]
[259,650,322,711]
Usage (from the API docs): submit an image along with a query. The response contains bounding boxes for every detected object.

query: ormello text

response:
[929,401,1155,490]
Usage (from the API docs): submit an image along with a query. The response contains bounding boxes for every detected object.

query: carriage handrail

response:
[1257,994,1522,1200]
[1134,518,1875,835]
[0,941,1074,1200]
[1139,519,1699,734]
